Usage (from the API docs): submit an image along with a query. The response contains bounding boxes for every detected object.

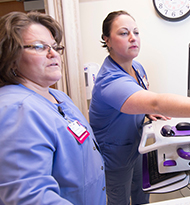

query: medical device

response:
[139,118,190,193]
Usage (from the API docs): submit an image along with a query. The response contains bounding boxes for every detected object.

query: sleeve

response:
[0,103,73,205]
[100,75,144,111]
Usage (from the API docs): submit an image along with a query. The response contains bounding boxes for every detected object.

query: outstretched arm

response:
[121,89,190,118]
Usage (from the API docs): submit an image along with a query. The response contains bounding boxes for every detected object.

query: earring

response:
[12,69,17,76]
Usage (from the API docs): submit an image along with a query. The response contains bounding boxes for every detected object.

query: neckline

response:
[108,56,147,90]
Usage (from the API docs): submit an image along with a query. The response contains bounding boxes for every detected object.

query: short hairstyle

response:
[101,10,135,52]
[0,11,63,87]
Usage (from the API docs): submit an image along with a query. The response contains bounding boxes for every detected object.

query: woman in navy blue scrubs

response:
[89,10,190,205]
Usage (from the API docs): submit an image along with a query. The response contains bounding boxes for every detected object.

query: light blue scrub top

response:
[0,84,106,205]
[89,56,148,171]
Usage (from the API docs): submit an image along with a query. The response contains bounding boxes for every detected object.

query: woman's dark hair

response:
[0,11,63,87]
[101,10,135,52]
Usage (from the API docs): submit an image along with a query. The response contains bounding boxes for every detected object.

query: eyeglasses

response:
[23,43,65,55]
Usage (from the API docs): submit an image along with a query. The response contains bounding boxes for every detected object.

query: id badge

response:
[67,120,89,144]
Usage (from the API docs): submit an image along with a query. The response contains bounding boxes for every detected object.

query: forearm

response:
[154,93,190,117]
[121,90,190,118]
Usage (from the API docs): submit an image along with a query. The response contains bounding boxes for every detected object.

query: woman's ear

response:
[104,36,110,48]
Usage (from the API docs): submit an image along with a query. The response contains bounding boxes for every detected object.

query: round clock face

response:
[153,0,190,21]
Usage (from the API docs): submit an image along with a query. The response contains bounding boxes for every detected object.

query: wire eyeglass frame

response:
[23,43,65,55]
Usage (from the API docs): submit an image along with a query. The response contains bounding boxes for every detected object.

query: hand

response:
[146,114,171,121]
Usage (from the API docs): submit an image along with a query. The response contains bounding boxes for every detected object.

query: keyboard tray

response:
[143,150,187,192]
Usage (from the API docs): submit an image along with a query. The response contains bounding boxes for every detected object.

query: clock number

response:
[159,3,163,9]
[164,10,168,15]
[179,10,184,16]
[172,11,176,17]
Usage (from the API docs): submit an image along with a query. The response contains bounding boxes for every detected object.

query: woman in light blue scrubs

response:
[0,11,106,205]
[89,10,190,205]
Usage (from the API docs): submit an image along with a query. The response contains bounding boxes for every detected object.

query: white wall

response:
[79,0,190,203]
[79,0,190,96]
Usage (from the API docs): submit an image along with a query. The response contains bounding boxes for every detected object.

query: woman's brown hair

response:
[0,11,63,87]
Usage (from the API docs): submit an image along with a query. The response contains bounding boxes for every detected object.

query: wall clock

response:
[153,0,190,22]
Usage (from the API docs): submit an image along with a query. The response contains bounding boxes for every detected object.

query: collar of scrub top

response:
[108,55,147,90]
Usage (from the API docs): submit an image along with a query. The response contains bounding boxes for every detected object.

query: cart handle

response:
[177,148,190,160]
